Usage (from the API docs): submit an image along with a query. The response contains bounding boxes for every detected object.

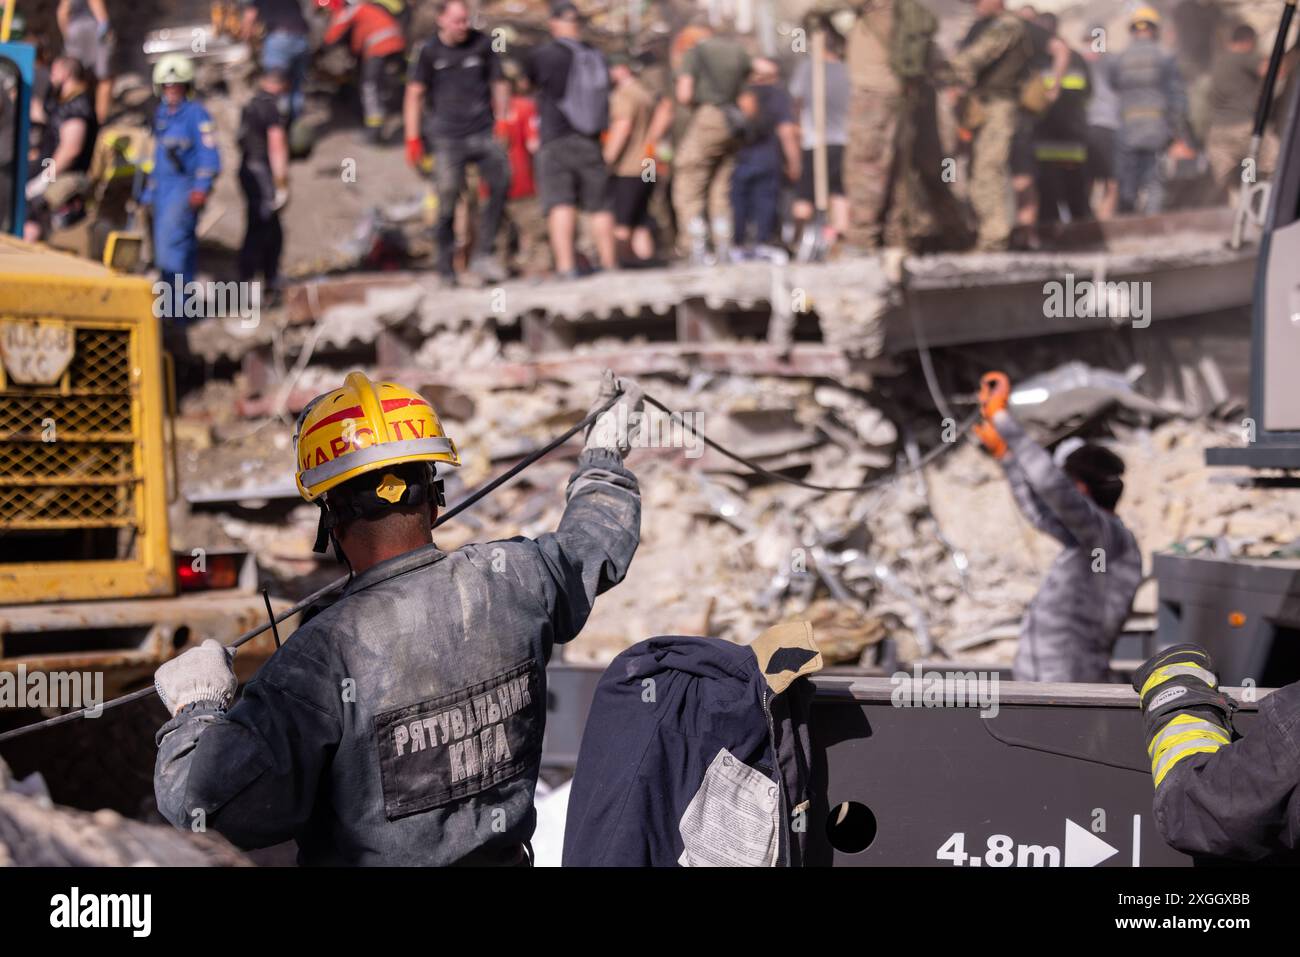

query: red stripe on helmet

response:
[300,404,364,440]
[299,396,431,441]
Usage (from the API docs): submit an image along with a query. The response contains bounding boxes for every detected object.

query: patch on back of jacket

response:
[677,747,780,867]
[374,660,542,821]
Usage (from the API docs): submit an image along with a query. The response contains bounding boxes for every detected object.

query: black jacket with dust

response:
[154,448,639,865]
[1154,681,1300,862]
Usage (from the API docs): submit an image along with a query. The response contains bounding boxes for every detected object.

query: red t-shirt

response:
[483,96,538,201]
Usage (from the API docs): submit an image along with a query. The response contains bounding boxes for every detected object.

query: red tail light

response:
[176,553,241,591]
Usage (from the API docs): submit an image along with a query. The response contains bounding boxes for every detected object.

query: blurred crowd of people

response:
[11,0,1300,293]
[391,0,1300,280]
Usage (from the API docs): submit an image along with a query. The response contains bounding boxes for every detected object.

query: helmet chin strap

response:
[310,502,355,581]
[311,466,445,556]
[312,500,337,555]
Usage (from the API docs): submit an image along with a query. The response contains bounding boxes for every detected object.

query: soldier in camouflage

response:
[940,0,1034,252]
[807,0,967,251]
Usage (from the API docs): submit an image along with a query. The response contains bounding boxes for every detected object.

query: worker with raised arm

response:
[152,371,643,865]
[974,370,1142,682]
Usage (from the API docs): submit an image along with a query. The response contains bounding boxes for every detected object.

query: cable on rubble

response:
[644,395,978,493]
[0,389,974,744]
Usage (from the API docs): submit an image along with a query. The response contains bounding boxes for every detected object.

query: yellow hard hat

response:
[293,372,460,503]
[1130,6,1161,29]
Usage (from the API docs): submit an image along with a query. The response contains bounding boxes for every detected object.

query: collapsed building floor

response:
[167,204,1292,678]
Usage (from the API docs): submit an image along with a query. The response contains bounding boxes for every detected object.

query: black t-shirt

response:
[526,40,576,143]
[1038,49,1092,142]
[41,90,98,174]
[410,29,501,140]
[249,0,308,35]
[239,88,287,163]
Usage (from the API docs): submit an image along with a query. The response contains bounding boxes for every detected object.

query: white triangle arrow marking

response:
[1064,818,1119,867]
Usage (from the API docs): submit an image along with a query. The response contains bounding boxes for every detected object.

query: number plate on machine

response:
[0,320,76,385]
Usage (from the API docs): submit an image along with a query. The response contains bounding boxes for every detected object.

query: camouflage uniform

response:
[887,78,973,249]
[844,89,900,247]
[809,0,967,250]
[945,11,1033,251]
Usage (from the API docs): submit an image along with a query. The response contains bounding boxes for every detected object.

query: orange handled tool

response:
[974,371,1010,458]
[978,371,1010,419]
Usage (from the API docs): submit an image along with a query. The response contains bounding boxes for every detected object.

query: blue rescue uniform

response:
[143,97,221,316]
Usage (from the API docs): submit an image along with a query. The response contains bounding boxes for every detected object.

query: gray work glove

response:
[584,369,644,458]
[154,638,237,717]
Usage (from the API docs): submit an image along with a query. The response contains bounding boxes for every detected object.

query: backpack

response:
[555,37,609,135]
[888,0,938,81]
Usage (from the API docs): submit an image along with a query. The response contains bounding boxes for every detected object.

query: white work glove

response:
[271,186,290,212]
[154,638,237,717]
[584,369,644,458]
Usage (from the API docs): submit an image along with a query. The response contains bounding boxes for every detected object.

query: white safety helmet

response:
[152,54,195,95]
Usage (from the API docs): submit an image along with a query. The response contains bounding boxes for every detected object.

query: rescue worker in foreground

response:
[1133,644,1299,860]
[141,55,221,322]
[152,371,643,865]
[973,371,1141,682]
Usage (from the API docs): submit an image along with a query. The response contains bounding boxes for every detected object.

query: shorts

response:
[607,175,654,228]
[1011,113,1037,177]
[796,144,845,202]
[63,16,113,78]
[536,133,608,214]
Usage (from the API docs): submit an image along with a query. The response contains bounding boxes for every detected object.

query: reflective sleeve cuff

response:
[1150,713,1230,787]
[1140,663,1217,700]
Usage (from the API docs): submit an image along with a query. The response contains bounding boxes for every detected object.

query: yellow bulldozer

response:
[0,27,289,813]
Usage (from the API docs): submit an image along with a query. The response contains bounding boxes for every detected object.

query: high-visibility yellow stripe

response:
[1034,144,1086,162]
[1149,723,1230,761]
[1153,740,1225,787]
[1140,662,1216,700]
[1150,714,1229,786]
[1147,713,1229,758]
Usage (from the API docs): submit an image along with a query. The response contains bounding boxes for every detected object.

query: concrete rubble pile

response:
[172,345,1300,671]
[0,758,249,867]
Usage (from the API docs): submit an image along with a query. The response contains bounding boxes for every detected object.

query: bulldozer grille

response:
[0,327,139,533]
